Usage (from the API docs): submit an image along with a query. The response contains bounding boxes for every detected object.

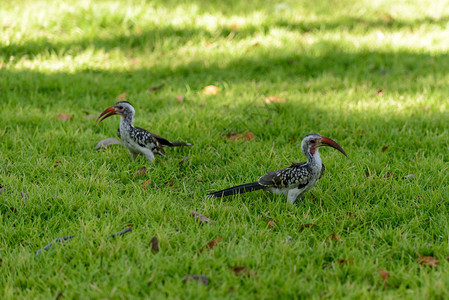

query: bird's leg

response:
[287,188,301,205]
[144,151,155,163]
[128,150,139,160]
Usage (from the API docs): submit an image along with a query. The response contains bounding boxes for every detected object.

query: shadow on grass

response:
[2,14,449,59]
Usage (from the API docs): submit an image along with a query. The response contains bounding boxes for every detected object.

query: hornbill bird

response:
[207,134,347,204]
[97,101,192,163]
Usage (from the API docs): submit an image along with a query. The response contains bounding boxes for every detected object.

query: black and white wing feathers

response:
[258,162,316,189]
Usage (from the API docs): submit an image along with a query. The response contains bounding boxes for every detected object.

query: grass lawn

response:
[1,0,449,298]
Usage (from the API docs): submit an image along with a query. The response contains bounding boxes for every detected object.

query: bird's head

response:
[301,133,347,158]
[96,101,135,124]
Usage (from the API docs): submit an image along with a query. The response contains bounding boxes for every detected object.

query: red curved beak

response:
[96,106,118,125]
[320,136,347,157]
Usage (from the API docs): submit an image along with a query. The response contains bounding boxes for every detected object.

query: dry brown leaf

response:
[229,266,250,276]
[117,92,127,100]
[190,211,215,225]
[266,219,278,228]
[54,161,62,167]
[201,236,222,251]
[379,269,390,281]
[147,83,165,93]
[149,236,159,253]
[321,232,342,245]
[142,178,152,189]
[381,144,389,152]
[224,132,255,142]
[204,85,219,95]
[288,136,296,142]
[197,177,204,182]
[262,96,286,104]
[299,223,318,230]
[164,180,175,187]
[94,138,122,150]
[21,191,29,200]
[418,253,439,267]
[176,94,185,103]
[132,167,146,178]
[337,258,354,265]
[376,89,384,95]
[56,113,73,121]
[182,274,209,285]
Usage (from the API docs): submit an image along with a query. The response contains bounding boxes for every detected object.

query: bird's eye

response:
[310,140,316,144]
[118,106,124,110]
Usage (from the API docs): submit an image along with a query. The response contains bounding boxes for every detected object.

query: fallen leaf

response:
[85,114,96,120]
[403,173,416,179]
[182,274,209,285]
[223,132,255,141]
[164,180,175,187]
[384,171,394,178]
[201,236,222,251]
[337,258,354,265]
[176,94,184,103]
[117,92,127,100]
[266,219,278,228]
[179,156,188,167]
[288,136,296,142]
[190,211,215,225]
[231,23,240,30]
[345,212,356,218]
[149,236,159,253]
[56,114,73,121]
[418,253,439,267]
[54,161,62,167]
[262,96,286,104]
[321,232,342,245]
[147,83,165,93]
[229,266,250,276]
[94,138,122,150]
[299,223,318,230]
[21,191,29,200]
[142,178,152,189]
[196,177,203,182]
[204,85,219,95]
[379,269,390,282]
[381,144,389,152]
[132,166,146,178]
[376,89,384,95]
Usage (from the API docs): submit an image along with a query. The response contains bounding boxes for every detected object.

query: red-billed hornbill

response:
[97,101,192,162]
[207,134,347,204]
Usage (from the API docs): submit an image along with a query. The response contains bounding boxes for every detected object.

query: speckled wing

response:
[258,162,311,189]
[132,127,166,156]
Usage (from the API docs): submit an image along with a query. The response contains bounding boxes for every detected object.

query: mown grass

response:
[1,0,449,298]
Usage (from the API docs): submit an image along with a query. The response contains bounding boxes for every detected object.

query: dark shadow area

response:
[2,15,449,59]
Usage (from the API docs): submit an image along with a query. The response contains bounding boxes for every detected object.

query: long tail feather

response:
[207,182,264,198]
[167,141,193,147]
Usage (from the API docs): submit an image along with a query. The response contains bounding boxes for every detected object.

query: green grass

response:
[1,0,449,298]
